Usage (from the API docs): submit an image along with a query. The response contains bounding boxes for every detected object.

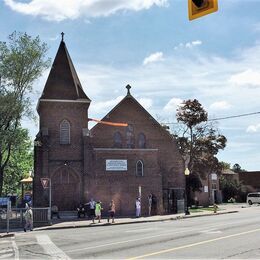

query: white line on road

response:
[0,253,13,259]
[0,248,12,254]
[36,234,70,260]
[12,238,19,260]
[65,217,258,254]
[126,228,159,233]
[127,227,260,259]
[200,229,222,234]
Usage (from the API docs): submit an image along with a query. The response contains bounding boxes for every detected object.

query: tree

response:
[2,128,33,196]
[175,99,227,192]
[0,32,50,196]
[219,176,243,202]
[219,161,231,170]
[232,163,246,173]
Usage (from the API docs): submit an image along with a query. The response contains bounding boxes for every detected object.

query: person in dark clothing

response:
[51,205,60,219]
[77,203,86,218]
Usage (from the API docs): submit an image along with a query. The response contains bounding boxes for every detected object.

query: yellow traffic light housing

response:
[188,0,218,21]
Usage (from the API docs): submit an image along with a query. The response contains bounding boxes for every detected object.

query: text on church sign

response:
[106,160,127,171]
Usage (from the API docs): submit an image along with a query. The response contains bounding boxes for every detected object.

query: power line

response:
[208,111,260,121]
[161,111,260,125]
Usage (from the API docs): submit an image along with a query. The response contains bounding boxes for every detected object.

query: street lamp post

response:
[184,167,190,215]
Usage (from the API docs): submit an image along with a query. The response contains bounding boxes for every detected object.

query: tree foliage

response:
[2,128,33,196]
[219,176,244,202]
[232,163,246,173]
[0,31,50,195]
[175,99,227,192]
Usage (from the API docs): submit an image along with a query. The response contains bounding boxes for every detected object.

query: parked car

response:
[246,192,260,205]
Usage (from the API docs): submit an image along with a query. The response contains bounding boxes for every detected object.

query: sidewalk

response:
[0,203,247,238]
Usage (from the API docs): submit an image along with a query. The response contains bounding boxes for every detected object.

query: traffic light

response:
[188,0,218,21]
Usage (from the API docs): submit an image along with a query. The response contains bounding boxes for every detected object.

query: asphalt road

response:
[1,205,260,259]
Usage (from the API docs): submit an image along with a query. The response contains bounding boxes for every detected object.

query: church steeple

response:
[40,33,90,101]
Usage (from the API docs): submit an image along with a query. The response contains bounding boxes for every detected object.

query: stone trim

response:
[93,148,158,152]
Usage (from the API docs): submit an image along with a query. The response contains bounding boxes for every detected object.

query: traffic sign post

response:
[7,199,11,234]
[41,178,52,221]
[41,178,49,189]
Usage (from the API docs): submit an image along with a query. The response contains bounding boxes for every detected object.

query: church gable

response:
[91,85,174,149]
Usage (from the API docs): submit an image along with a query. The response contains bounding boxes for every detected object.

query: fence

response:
[0,207,51,230]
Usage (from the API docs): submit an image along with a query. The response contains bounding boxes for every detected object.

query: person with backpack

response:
[88,198,96,223]
[24,203,33,232]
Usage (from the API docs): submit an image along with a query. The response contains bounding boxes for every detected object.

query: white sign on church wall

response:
[106,160,127,171]
[211,173,217,180]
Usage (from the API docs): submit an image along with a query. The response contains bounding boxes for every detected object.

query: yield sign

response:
[41,178,50,189]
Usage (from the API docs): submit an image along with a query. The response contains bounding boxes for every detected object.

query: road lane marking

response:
[0,248,13,259]
[65,221,258,254]
[36,234,70,259]
[200,229,222,234]
[12,238,19,260]
[65,227,199,253]
[127,227,260,259]
[0,248,12,254]
[0,253,13,259]
[126,228,159,233]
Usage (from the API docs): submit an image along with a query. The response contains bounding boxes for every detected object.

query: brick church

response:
[33,37,185,216]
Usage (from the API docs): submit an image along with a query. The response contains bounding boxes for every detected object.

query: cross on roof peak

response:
[126,84,131,95]
[61,32,65,42]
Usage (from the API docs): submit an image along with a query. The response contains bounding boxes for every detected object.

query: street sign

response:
[188,0,218,21]
[41,178,50,189]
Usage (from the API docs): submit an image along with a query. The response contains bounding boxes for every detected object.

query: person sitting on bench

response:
[51,205,60,219]
[77,203,86,218]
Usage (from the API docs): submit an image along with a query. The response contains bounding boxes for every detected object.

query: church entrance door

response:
[52,167,80,210]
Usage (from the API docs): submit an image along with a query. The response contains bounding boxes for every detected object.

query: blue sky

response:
[1,0,260,171]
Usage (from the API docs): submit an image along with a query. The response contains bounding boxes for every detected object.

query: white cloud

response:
[89,96,124,115]
[163,98,183,114]
[143,52,164,65]
[246,123,260,133]
[137,98,153,110]
[174,40,202,50]
[185,40,202,48]
[229,69,260,87]
[49,35,59,41]
[209,101,232,111]
[4,0,168,21]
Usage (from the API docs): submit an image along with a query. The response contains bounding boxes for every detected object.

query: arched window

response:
[113,131,122,148]
[60,119,70,144]
[138,133,146,148]
[136,160,144,177]
[126,124,135,148]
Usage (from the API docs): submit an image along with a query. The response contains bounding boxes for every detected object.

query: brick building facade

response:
[33,39,185,216]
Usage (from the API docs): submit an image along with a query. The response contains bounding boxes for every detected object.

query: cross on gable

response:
[126,84,131,95]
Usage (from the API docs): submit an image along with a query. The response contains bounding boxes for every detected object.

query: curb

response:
[0,233,15,238]
[34,210,238,232]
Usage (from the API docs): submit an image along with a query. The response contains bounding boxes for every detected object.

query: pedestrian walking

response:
[24,204,33,232]
[88,198,96,223]
[135,197,141,217]
[148,193,152,216]
[107,200,115,223]
[95,201,103,223]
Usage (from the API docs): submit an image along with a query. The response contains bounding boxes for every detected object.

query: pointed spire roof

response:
[40,33,90,101]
